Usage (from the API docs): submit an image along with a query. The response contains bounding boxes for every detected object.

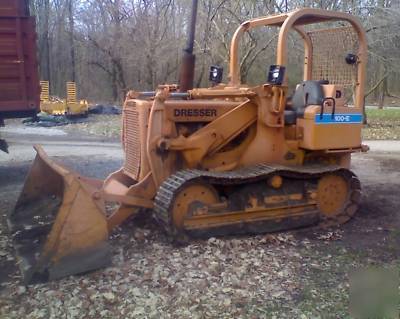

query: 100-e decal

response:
[315,113,363,124]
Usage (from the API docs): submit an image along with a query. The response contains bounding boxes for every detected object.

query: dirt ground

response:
[0,126,399,318]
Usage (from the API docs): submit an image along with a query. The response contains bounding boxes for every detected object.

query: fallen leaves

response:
[102,292,116,303]
[316,230,343,241]
[0,228,312,319]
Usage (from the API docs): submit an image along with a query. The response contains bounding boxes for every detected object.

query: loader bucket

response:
[8,145,111,284]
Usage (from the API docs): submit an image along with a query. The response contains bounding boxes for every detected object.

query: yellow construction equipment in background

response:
[10,9,369,284]
[40,81,88,117]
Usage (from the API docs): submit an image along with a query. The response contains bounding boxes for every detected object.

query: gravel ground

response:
[61,115,122,140]
[3,115,122,141]
[0,126,399,318]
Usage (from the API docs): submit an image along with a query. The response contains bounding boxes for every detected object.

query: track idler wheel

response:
[317,172,361,227]
[171,183,219,242]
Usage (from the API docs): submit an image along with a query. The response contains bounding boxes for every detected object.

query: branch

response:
[87,35,114,59]
[239,38,257,71]
[210,0,229,21]
[242,34,278,78]
[387,92,400,99]
[364,73,389,98]
[88,61,112,76]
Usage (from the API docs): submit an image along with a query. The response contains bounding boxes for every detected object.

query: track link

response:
[154,164,361,242]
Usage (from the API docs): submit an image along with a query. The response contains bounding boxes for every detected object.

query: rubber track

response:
[154,163,361,241]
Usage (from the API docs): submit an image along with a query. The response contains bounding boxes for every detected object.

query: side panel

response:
[0,1,40,118]
[298,105,362,150]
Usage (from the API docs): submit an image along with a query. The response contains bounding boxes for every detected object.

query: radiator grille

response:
[123,103,141,180]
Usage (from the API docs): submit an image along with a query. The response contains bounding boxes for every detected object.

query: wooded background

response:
[30,0,400,105]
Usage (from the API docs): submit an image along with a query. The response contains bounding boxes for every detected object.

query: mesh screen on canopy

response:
[308,26,359,89]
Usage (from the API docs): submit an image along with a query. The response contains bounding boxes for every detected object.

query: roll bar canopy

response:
[228,8,367,108]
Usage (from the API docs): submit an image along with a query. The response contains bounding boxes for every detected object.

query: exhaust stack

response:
[178,0,198,92]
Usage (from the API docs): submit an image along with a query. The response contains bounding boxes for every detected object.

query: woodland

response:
[31,0,400,105]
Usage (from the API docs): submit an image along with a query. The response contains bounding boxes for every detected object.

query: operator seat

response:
[284,80,328,125]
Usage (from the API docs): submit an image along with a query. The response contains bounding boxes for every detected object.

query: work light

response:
[209,65,223,84]
[267,65,285,85]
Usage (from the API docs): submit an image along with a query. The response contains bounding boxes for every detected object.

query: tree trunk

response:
[67,0,76,82]
[378,63,388,109]
[42,0,51,84]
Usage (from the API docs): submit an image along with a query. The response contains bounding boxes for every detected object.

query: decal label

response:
[315,113,363,124]
[174,108,217,117]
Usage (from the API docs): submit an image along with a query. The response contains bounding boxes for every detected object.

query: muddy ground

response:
[0,128,399,318]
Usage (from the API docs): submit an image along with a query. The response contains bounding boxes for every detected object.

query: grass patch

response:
[294,245,399,318]
[363,108,400,140]
[295,248,360,318]
[366,108,400,120]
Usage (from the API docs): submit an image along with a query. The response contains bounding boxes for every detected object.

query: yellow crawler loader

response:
[40,81,89,117]
[9,9,368,284]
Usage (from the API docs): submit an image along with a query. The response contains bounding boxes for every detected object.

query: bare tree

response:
[30,0,400,103]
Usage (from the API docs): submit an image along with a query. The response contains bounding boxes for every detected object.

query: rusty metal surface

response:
[178,53,195,92]
[178,0,198,92]
[0,0,39,117]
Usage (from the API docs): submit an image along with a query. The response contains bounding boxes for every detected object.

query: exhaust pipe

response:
[178,0,199,92]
